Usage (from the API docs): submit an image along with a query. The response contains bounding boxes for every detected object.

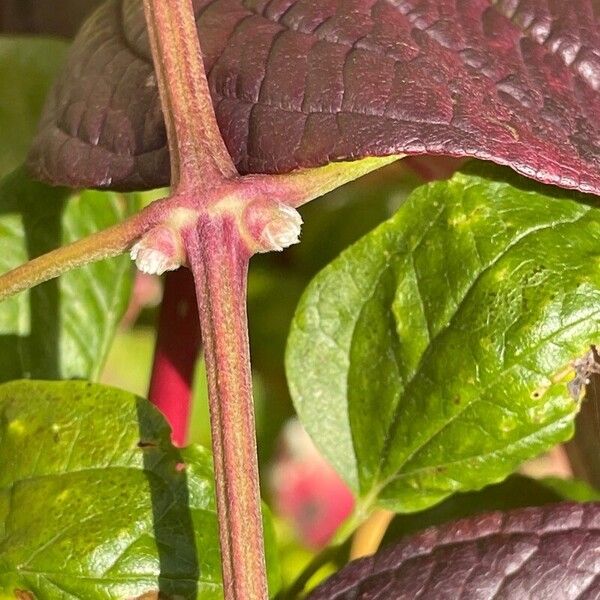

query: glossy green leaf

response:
[250,161,418,374]
[0,380,280,599]
[247,163,422,465]
[287,166,600,513]
[0,167,135,382]
[0,37,68,177]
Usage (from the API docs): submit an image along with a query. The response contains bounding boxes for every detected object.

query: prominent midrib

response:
[380,413,574,493]
[367,207,591,493]
[385,303,600,484]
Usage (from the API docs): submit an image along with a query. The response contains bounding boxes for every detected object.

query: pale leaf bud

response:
[244,199,303,253]
[130,225,186,275]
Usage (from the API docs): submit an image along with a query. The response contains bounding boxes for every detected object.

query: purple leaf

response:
[308,502,600,600]
[28,0,600,193]
[0,0,102,39]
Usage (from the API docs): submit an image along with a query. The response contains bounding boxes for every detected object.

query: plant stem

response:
[349,508,394,559]
[148,269,201,447]
[0,202,163,301]
[185,215,267,599]
[142,1,271,597]
[143,1,269,596]
[143,0,236,191]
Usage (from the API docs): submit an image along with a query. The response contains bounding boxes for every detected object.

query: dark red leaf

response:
[28,0,600,193]
[0,0,102,38]
[308,502,600,600]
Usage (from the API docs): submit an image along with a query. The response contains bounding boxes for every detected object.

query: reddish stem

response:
[143,0,236,190]
[143,2,268,597]
[185,216,267,600]
[148,269,201,447]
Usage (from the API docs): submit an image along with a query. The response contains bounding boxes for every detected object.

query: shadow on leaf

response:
[136,397,200,599]
[0,166,67,381]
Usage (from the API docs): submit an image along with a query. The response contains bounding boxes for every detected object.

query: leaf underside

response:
[307,502,600,600]
[27,0,600,194]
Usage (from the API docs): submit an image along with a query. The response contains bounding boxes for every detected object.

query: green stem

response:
[0,201,163,301]
[185,215,268,599]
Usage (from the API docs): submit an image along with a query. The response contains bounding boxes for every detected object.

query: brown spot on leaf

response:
[137,440,158,449]
[14,590,34,600]
[568,346,600,400]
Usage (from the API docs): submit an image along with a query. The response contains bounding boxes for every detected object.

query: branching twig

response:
[142,1,267,597]
[0,3,400,597]
[0,198,167,301]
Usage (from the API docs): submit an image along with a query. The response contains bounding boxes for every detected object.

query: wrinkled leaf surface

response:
[27,0,600,193]
[308,502,600,600]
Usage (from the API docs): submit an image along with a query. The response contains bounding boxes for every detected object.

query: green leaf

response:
[0,167,135,382]
[246,164,422,465]
[287,166,600,513]
[250,161,418,376]
[0,380,280,599]
[0,37,68,177]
